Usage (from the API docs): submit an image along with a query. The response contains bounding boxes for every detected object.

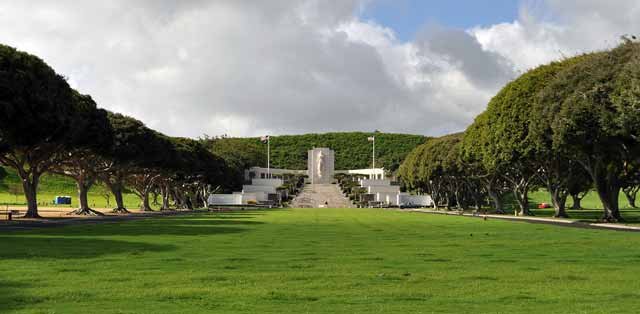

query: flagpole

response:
[372,137,375,180]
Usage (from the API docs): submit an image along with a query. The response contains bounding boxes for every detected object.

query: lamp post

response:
[261,135,270,178]
[368,136,375,179]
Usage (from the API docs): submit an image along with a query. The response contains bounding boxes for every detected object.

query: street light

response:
[367,136,375,179]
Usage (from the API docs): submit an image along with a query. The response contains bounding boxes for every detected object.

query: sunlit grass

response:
[1,208,640,313]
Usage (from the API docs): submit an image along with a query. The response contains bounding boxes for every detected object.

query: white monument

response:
[308,148,335,184]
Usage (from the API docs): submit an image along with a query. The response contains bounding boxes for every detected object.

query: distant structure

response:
[246,148,384,181]
[358,178,432,207]
[308,148,334,184]
[208,147,385,206]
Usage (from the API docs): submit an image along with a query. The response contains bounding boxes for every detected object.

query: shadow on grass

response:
[22,219,254,237]
[0,236,175,260]
[0,280,39,314]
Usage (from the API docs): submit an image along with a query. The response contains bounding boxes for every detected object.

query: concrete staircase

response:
[291,184,353,208]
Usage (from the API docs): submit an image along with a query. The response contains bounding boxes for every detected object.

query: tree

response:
[98,113,165,213]
[49,92,114,216]
[476,62,577,216]
[541,39,640,221]
[460,112,509,214]
[0,44,76,218]
[201,136,265,191]
[524,56,592,218]
[399,134,467,210]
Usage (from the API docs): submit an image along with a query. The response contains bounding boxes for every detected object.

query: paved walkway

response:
[291,184,353,208]
[396,208,640,232]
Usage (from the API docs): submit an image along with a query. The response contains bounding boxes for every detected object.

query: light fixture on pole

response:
[367,136,375,179]
[261,135,270,178]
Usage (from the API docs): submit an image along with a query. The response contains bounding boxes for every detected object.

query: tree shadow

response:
[0,280,38,314]
[17,219,253,237]
[0,236,175,260]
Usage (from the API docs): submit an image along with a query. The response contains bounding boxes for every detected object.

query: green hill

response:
[203,132,428,172]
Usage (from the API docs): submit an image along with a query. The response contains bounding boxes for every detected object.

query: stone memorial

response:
[308,148,335,184]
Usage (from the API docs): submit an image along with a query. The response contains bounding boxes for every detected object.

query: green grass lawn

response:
[2,208,640,313]
[0,166,146,209]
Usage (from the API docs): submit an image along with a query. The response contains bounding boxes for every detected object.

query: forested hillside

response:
[202,132,427,172]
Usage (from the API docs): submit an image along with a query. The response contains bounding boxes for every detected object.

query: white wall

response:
[376,192,400,206]
[398,194,432,207]
[242,185,277,194]
[368,185,400,194]
[208,194,243,205]
[360,179,391,187]
[252,178,284,187]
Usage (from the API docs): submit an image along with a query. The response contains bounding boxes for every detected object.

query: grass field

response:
[2,208,640,313]
[0,167,147,209]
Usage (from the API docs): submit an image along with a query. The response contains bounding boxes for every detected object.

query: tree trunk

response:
[514,190,532,216]
[546,181,569,218]
[160,184,172,210]
[22,173,41,218]
[69,178,103,216]
[594,183,621,222]
[592,169,621,222]
[551,188,569,218]
[623,187,638,208]
[140,191,153,212]
[570,193,582,209]
[108,182,129,214]
[487,190,505,214]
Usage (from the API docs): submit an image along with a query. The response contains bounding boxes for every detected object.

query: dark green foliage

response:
[0,44,75,148]
[204,132,426,172]
[538,40,640,221]
[202,137,265,191]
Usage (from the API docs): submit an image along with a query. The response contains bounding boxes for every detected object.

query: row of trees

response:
[399,38,640,222]
[0,44,229,218]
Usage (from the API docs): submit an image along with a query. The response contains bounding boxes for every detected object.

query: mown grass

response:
[1,208,640,313]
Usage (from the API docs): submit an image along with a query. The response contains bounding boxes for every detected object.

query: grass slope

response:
[2,208,640,313]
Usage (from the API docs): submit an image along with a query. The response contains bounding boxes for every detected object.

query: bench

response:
[0,210,20,221]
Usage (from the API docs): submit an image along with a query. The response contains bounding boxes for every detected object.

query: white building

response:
[359,178,432,207]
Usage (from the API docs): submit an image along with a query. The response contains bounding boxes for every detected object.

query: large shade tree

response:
[0,44,78,218]
[49,92,114,215]
[460,112,509,214]
[540,39,640,221]
[98,112,170,213]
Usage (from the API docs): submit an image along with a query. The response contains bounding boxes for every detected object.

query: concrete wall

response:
[398,194,433,207]
[242,185,276,194]
[376,192,400,206]
[208,194,243,205]
[360,179,391,187]
[251,178,284,187]
[368,185,400,194]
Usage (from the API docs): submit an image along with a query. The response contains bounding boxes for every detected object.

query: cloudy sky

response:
[0,0,638,138]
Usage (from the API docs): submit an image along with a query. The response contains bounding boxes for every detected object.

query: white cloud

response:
[0,1,636,137]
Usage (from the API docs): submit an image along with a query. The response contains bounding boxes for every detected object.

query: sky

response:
[0,0,638,138]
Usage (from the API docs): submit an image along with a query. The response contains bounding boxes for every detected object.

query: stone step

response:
[291,184,352,208]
